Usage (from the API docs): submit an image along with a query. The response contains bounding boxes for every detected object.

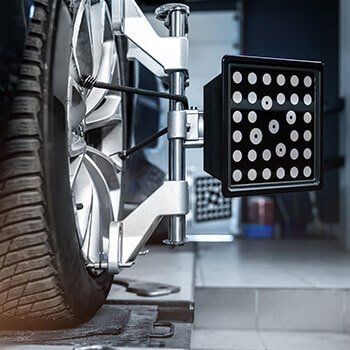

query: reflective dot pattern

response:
[195,177,232,222]
[229,63,318,188]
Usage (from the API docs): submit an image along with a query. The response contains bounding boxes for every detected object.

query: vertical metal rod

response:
[166,8,188,246]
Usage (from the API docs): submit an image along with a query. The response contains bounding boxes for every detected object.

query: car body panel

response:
[0,0,32,114]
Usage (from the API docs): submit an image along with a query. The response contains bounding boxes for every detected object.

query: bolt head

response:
[155,3,190,22]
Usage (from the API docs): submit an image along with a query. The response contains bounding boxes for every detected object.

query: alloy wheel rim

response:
[67,0,124,266]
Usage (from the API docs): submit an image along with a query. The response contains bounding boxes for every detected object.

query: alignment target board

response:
[195,177,232,222]
[204,56,323,197]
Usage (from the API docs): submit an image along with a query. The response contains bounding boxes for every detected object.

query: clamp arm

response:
[112,0,189,78]
[108,181,189,273]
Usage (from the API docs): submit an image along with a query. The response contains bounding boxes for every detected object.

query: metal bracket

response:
[185,109,204,148]
[167,109,204,147]
[108,181,189,273]
[112,0,189,78]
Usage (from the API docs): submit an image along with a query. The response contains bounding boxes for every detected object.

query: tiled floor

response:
[192,329,350,350]
[194,240,350,332]
[196,240,350,288]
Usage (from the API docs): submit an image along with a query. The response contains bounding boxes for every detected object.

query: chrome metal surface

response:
[113,278,181,297]
[155,3,190,25]
[167,110,187,139]
[112,0,189,78]
[162,5,189,247]
[67,0,124,267]
[108,181,189,273]
[184,109,204,148]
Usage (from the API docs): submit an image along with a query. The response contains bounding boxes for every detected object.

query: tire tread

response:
[0,0,75,326]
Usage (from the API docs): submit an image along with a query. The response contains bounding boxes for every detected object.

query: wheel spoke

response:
[86,2,118,115]
[70,152,85,186]
[67,77,87,130]
[72,0,94,79]
[90,1,105,78]
[85,95,122,131]
[73,162,93,247]
[80,154,112,261]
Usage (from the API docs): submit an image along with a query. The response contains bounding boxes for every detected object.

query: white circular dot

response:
[232,111,242,123]
[248,169,257,181]
[263,149,271,161]
[269,119,280,134]
[304,112,312,123]
[290,93,299,105]
[277,167,285,179]
[277,74,286,86]
[232,170,242,182]
[290,167,299,178]
[248,149,257,162]
[303,148,312,159]
[276,143,286,157]
[304,130,312,141]
[290,148,299,160]
[304,94,312,106]
[232,130,242,143]
[290,130,299,142]
[248,92,258,104]
[248,72,257,85]
[263,73,272,85]
[232,150,242,162]
[277,93,286,105]
[286,110,297,125]
[291,75,299,87]
[232,91,242,104]
[248,111,257,123]
[250,128,263,145]
[303,166,312,178]
[262,168,272,180]
[261,96,273,110]
[232,71,242,84]
[304,76,312,87]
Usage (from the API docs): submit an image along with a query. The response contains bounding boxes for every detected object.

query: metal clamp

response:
[168,110,187,139]
[185,109,204,148]
[108,181,189,274]
[112,0,189,78]
[167,109,204,145]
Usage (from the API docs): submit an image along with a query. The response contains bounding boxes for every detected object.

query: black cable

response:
[111,127,168,160]
[81,75,189,109]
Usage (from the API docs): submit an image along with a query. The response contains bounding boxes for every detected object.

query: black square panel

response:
[195,176,232,222]
[204,55,323,197]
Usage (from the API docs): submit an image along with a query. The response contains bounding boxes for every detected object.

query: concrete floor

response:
[192,329,350,350]
[196,240,350,288]
[193,239,350,349]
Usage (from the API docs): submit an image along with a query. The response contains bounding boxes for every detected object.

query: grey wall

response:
[340,0,350,249]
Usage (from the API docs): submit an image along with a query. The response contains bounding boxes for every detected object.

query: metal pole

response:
[163,5,189,246]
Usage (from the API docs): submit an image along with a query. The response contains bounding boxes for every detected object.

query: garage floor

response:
[193,239,350,350]
[195,240,350,289]
[192,329,350,350]
[3,240,350,349]
[108,239,350,348]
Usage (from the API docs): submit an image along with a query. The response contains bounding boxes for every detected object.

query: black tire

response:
[0,0,127,329]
